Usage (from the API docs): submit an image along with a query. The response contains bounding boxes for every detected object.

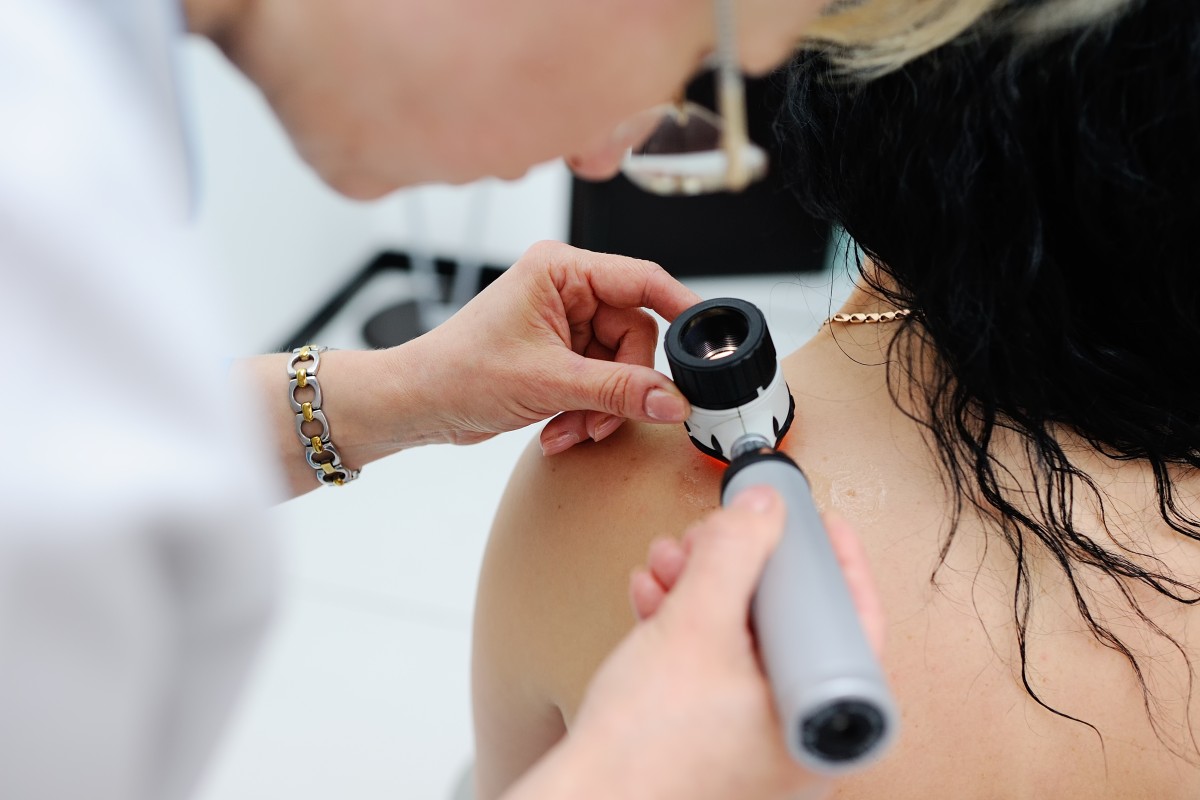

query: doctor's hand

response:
[409,240,700,454]
[234,241,697,498]
[503,489,886,800]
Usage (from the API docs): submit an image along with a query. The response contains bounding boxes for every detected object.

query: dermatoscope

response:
[664,297,898,774]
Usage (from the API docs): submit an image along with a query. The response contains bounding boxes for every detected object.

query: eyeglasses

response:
[620,0,768,195]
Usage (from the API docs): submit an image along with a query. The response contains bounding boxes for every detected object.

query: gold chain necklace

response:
[822,308,913,327]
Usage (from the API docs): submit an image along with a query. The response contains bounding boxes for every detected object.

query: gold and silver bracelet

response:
[288,345,360,486]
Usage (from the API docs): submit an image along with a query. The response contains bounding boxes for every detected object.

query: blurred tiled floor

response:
[193,268,855,800]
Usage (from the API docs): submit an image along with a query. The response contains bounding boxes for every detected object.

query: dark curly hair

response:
[776,0,1200,755]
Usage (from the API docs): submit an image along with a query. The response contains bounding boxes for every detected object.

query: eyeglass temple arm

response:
[714,0,750,191]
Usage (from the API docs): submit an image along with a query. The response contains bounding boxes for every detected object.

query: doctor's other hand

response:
[504,489,885,800]
[411,240,700,454]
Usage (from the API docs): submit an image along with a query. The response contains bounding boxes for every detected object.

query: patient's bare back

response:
[474,339,1200,800]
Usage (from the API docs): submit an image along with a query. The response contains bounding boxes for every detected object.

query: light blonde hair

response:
[805,0,1137,75]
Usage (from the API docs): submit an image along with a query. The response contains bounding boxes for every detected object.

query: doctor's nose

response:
[566,106,665,182]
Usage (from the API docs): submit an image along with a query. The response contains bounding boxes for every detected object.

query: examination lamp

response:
[664,298,898,774]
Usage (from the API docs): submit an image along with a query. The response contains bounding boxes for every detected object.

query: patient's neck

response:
[834,262,905,315]
[801,268,940,416]
[819,269,913,350]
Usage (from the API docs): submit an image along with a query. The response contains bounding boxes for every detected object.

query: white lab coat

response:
[1,2,280,798]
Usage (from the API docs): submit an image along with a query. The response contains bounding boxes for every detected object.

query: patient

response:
[472,1,1200,797]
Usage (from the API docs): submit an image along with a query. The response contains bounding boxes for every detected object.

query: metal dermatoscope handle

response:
[663,298,897,773]
[722,434,897,773]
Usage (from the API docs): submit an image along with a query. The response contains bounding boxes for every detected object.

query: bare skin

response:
[228,242,699,498]
[473,282,1200,799]
[183,0,828,196]
[503,487,883,800]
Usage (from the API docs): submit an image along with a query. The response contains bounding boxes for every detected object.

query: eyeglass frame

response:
[618,0,765,195]
[712,0,756,192]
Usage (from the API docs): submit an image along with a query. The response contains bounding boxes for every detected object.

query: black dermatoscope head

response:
[664,298,795,462]
[666,298,777,408]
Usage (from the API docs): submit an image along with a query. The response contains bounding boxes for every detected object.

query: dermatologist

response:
[3,0,972,798]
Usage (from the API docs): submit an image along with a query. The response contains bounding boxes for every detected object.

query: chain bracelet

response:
[288,345,360,486]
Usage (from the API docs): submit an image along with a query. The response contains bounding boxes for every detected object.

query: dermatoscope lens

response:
[680,306,750,362]
[801,700,887,763]
[665,298,775,411]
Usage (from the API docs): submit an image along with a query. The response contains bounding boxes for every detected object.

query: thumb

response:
[560,358,691,424]
[823,511,886,657]
[663,486,786,633]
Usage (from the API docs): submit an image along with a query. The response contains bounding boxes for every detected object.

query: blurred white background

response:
[184,37,853,800]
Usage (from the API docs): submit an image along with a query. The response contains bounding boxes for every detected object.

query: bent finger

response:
[541,412,589,456]
[553,358,689,424]
[589,305,659,370]
[630,568,667,621]
[647,536,687,594]
[585,411,623,443]
[664,486,786,632]
[543,242,701,321]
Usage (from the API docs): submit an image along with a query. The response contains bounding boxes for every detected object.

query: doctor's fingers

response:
[535,241,701,323]
[567,303,658,369]
[538,352,685,453]
[659,486,787,635]
[630,567,668,622]
[649,506,886,659]
[630,536,687,621]
[540,308,688,453]
[568,303,663,443]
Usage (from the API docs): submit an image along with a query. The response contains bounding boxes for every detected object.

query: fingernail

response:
[592,416,622,442]
[645,388,688,422]
[542,431,581,456]
[731,486,777,514]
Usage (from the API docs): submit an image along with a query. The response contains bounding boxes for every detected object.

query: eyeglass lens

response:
[621,100,767,196]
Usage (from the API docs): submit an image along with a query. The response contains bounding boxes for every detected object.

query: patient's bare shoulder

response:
[498,419,723,540]
[472,421,725,797]
[483,421,722,716]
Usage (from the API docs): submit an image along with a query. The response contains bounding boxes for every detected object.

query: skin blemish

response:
[826,464,888,525]
[674,455,723,512]
[680,467,708,510]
